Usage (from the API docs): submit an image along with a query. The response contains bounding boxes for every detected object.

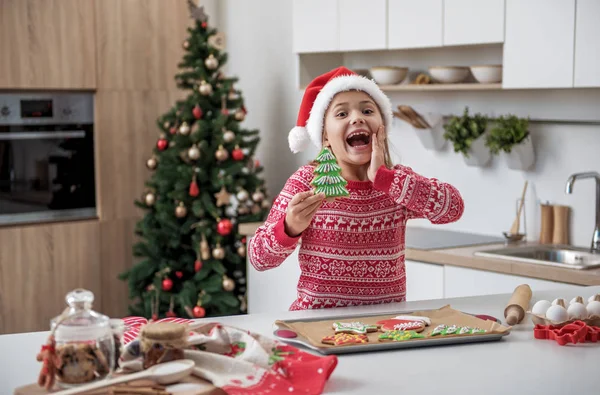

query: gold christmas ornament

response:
[207,32,226,50]
[163,121,170,129]
[175,202,188,218]
[252,191,265,202]
[222,275,235,292]
[179,122,191,135]
[228,90,239,101]
[236,189,249,202]
[261,199,272,209]
[214,186,231,207]
[188,144,201,160]
[144,192,156,206]
[234,109,246,121]
[169,141,176,148]
[251,205,261,215]
[215,145,229,161]
[238,206,250,215]
[199,80,213,96]
[205,54,219,70]
[212,244,225,260]
[191,122,200,135]
[182,40,190,50]
[237,245,246,257]
[223,129,236,143]
[200,234,210,261]
[146,156,158,170]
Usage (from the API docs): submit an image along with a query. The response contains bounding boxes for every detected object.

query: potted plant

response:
[443,107,490,166]
[485,115,535,170]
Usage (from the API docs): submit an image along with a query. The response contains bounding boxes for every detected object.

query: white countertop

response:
[4,286,600,394]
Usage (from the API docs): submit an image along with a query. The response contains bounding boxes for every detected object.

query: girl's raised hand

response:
[368,125,386,182]
[284,190,326,237]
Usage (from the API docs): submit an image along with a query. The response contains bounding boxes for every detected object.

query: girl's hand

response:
[368,125,386,182]
[284,190,326,237]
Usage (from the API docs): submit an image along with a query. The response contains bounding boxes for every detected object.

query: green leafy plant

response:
[485,115,530,154]
[443,107,488,157]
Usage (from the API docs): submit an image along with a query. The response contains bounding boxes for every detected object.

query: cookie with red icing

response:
[321,333,369,346]
[376,319,426,332]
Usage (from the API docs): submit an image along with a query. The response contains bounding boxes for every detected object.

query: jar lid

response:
[140,322,188,341]
[51,289,111,342]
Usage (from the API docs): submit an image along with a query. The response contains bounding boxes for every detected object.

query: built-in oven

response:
[0,92,96,226]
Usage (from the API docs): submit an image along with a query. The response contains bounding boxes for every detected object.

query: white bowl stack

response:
[428,66,469,83]
[470,65,503,83]
[369,66,408,85]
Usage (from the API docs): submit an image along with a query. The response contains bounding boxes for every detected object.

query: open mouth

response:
[345,130,371,147]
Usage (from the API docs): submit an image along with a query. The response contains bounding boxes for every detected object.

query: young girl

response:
[249,66,464,311]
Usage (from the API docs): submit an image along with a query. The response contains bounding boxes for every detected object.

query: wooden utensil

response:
[504,284,532,325]
[52,359,195,395]
[397,105,431,129]
[509,181,528,235]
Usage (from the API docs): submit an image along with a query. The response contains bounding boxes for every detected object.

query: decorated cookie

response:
[458,326,472,335]
[332,321,378,334]
[442,325,459,335]
[393,315,432,326]
[378,330,425,342]
[321,333,369,346]
[431,324,447,336]
[376,319,426,332]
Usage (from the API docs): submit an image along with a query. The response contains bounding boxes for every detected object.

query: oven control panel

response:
[0,93,93,125]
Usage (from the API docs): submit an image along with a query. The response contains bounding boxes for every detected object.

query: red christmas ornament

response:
[194,260,203,272]
[152,314,158,321]
[193,105,203,119]
[193,306,206,318]
[189,179,199,197]
[231,148,245,161]
[162,278,173,291]
[217,218,233,236]
[201,22,208,29]
[254,159,260,168]
[175,271,183,279]
[157,139,168,151]
[169,126,177,135]
[166,311,176,318]
[221,109,229,116]
[241,237,247,244]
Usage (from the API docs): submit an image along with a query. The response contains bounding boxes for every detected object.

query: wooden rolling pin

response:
[504,284,532,325]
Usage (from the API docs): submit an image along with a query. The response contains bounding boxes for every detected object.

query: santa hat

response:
[288,66,393,153]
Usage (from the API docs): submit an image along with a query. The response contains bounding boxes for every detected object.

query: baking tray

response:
[273,308,511,355]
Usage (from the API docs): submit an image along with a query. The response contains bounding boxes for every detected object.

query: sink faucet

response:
[565,171,600,253]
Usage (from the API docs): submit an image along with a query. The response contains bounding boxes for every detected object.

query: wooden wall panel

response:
[99,218,138,319]
[0,0,96,89]
[0,221,101,334]
[95,90,186,221]
[95,0,191,90]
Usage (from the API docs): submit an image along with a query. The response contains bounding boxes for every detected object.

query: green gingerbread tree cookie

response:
[311,147,349,198]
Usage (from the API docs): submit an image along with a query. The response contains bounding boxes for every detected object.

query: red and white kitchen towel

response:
[121,317,338,395]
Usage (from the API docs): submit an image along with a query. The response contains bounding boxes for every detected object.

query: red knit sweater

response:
[248,165,464,311]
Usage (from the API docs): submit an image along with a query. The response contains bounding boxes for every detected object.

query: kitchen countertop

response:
[4,287,600,394]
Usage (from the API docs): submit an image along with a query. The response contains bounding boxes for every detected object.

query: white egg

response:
[567,302,588,320]
[570,296,585,305]
[552,298,566,307]
[532,300,553,316]
[587,301,600,318]
[588,294,600,303]
[545,305,569,322]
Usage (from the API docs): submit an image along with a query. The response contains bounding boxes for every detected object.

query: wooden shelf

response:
[378,83,502,91]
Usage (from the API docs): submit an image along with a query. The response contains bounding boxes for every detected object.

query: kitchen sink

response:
[474,245,600,270]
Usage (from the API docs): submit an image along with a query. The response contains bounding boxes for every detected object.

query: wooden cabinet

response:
[0,0,96,89]
[444,266,585,299]
[404,260,444,301]
[443,0,504,46]
[339,0,387,51]
[388,0,443,49]
[503,0,575,88]
[94,0,191,90]
[293,0,338,53]
[574,0,600,87]
[0,221,101,334]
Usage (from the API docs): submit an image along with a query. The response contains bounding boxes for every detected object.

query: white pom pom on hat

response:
[288,66,393,153]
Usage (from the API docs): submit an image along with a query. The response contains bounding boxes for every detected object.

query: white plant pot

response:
[412,113,446,150]
[504,136,535,170]
[463,131,491,167]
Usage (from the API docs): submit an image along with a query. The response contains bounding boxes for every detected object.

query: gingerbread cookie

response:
[332,321,378,335]
[321,333,369,346]
[376,319,426,332]
[378,330,425,342]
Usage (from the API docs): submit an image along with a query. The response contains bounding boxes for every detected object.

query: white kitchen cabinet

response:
[405,260,445,301]
[339,0,387,51]
[574,0,600,87]
[503,0,575,88]
[444,266,585,299]
[292,0,338,53]
[387,0,443,49]
[443,0,504,46]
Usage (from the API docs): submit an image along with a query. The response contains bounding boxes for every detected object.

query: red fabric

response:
[249,165,464,310]
[295,66,357,128]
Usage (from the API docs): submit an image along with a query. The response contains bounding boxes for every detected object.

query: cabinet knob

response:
[0,106,10,117]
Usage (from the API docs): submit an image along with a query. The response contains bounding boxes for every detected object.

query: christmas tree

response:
[120,1,270,319]
[311,147,349,198]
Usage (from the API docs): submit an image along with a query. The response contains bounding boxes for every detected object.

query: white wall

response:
[212,1,600,312]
